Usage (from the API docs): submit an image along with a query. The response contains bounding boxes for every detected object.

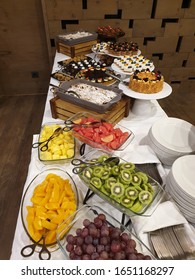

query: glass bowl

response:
[36,122,76,164]
[21,167,79,251]
[56,204,156,260]
[67,112,134,152]
[72,149,165,217]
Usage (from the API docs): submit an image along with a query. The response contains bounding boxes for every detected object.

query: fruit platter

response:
[57,205,156,260]
[72,149,164,216]
[21,168,79,257]
[67,112,134,152]
[34,122,75,163]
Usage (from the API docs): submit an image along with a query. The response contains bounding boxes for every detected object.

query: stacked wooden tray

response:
[57,40,98,58]
[50,95,133,124]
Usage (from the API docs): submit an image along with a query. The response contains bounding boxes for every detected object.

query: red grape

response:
[65,212,152,260]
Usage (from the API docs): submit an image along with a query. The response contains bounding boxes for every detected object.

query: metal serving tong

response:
[32,120,104,152]
[21,234,51,260]
[50,83,80,98]
[72,156,120,174]
[105,70,129,86]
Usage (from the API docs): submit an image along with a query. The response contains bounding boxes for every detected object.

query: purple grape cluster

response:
[65,213,152,260]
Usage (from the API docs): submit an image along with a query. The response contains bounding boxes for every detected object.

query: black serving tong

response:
[32,120,104,152]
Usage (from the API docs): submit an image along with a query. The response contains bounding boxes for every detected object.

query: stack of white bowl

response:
[166,155,195,224]
[147,117,195,166]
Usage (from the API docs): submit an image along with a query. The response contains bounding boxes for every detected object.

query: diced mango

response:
[26,173,77,245]
[41,219,57,231]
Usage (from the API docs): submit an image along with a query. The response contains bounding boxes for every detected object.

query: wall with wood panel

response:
[0,0,50,95]
[0,0,194,95]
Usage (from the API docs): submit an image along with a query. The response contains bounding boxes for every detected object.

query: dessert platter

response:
[111,54,154,75]
[92,41,141,57]
[96,25,125,41]
[53,55,116,85]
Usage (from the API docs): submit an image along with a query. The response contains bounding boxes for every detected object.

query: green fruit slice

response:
[120,162,135,172]
[125,186,139,200]
[98,154,109,162]
[120,196,134,208]
[111,165,120,176]
[130,200,143,213]
[90,177,102,189]
[110,194,121,203]
[92,166,104,178]
[131,174,142,186]
[119,170,132,184]
[138,190,153,205]
[105,177,117,190]
[82,167,93,180]
[136,171,148,184]
[101,185,111,196]
[101,169,110,180]
[111,182,125,198]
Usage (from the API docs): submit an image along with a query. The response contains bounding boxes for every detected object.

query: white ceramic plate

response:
[168,172,195,204]
[151,118,195,153]
[171,155,195,198]
[119,81,172,100]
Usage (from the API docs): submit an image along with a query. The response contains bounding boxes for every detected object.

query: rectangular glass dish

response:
[73,149,164,217]
[67,112,134,152]
[37,122,76,164]
[56,205,156,260]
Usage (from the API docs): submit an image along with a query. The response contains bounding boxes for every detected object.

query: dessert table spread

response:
[10,52,194,260]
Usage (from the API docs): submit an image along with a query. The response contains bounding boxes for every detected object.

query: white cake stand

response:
[119,81,172,116]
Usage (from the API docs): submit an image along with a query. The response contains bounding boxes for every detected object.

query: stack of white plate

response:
[147,117,195,165]
[166,155,195,223]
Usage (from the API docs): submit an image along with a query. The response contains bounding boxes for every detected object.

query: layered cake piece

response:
[129,70,164,94]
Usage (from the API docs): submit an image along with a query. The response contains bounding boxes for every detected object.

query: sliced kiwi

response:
[98,154,109,163]
[101,169,110,180]
[111,182,125,198]
[136,171,148,184]
[90,177,102,189]
[92,166,104,178]
[120,162,135,172]
[120,196,134,208]
[119,170,132,184]
[130,200,143,213]
[125,186,139,200]
[111,165,120,176]
[110,194,121,203]
[131,174,142,186]
[105,177,117,190]
[138,190,153,205]
[141,182,153,192]
[101,185,111,196]
[82,167,93,180]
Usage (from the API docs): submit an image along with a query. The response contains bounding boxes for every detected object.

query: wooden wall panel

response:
[0,0,194,95]
[41,0,195,95]
[0,0,50,95]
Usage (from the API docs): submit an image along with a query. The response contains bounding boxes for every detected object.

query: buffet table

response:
[10,52,192,260]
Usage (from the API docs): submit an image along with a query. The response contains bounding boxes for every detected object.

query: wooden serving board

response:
[50,95,133,124]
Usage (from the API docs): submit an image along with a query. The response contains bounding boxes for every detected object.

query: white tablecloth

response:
[10,52,173,260]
